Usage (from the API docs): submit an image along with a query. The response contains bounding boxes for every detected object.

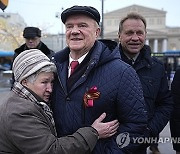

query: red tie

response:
[70,61,79,75]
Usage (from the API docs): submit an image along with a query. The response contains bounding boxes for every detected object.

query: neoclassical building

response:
[1,5,180,53]
[103,4,180,52]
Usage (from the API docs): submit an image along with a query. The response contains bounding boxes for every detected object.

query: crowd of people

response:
[0,4,179,154]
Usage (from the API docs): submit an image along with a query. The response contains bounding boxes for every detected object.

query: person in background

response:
[117,12,173,154]
[170,68,180,154]
[0,49,119,154]
[165,63,172,85]
[14,26,54,59]
[11,26,55,87]
[52,5,147,153]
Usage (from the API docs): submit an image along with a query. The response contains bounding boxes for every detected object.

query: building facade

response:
[41,33,66,52]
[1,5,180,53]
[103,4,180,52]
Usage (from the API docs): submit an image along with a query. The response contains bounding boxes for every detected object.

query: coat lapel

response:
[56,61,69,95]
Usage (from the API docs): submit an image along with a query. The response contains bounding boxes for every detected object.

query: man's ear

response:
[118,32,121,42]
[118,32,120,38]
[145,30,147,38]
[96,27,101,38]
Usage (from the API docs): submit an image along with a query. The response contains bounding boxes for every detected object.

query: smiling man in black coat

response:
[118,12,173,154]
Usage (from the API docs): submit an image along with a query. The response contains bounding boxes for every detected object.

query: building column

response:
[145,39,149,45]
[162,39,167,52]
[153,39,158,53]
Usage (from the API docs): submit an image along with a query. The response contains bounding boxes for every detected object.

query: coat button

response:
[66,97,71,101]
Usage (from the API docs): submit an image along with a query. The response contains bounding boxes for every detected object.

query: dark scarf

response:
[67,45,94,91]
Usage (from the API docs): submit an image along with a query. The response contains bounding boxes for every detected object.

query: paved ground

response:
[147,123,176,154]
[0,90,176,154]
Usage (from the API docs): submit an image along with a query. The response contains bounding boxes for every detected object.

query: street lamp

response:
[61,7,64,49]
[100,0,104,39]
[55,7,64,49]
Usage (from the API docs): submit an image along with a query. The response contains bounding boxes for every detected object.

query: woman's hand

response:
[91,113,119,139]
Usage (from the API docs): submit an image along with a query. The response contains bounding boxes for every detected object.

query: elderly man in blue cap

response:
[52,5,148,153]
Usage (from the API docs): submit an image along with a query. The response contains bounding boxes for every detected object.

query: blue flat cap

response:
[61,5,100,25]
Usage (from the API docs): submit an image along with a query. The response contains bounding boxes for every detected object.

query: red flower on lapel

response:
[83,86,100,107]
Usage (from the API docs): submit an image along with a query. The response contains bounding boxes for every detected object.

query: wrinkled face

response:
[118,19,146,56]
[65,14,100,54]
[25,37,41,49]
[23,72,54,102]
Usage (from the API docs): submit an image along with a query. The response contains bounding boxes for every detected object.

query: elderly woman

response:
[0,49,119,154]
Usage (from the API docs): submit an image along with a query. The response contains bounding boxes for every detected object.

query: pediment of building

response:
[105,4,166,17]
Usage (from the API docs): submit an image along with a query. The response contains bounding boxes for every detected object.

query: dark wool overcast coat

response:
[170,68,180,151]
[119,44,173,138]
[52,40,148,154]
[14,41,55,59]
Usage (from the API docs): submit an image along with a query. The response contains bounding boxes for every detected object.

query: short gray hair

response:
[26,65,56,83]
[118,12,147,33]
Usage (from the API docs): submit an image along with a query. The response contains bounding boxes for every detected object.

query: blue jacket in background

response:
[52,40,148,153]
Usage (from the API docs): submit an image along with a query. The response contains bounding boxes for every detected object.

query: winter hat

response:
[61,5,100,25]
[12,49,55,82]
[23,27,41,38]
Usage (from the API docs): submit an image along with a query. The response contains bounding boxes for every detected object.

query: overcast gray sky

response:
[4,0,180,34]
